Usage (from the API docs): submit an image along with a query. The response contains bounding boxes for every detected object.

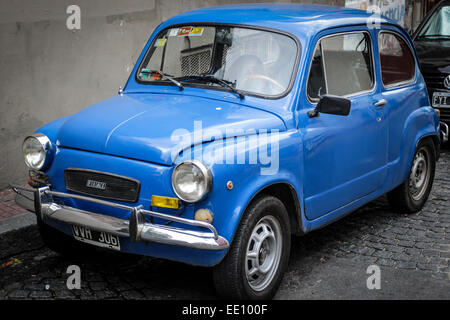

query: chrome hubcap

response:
[245,216,282,292]
[409,148,430,201]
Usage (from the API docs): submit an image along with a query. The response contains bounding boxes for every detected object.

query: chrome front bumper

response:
[12,186,229,251]
[441,121,449,144]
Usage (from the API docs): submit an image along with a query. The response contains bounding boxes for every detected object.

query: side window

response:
[307,32,374,100]
[378,32,415,87]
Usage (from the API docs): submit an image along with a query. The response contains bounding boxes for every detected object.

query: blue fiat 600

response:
[13,4,440,299]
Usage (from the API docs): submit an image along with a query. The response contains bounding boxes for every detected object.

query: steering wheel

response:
[241,74,285,92]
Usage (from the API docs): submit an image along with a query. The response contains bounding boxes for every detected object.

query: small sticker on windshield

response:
[155,38,167,47]
[168,28,179,37]
[139,68,151,78]
[189,27,204,36]
[177,26,192,36]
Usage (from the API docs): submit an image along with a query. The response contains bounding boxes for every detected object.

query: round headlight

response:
[22,134,52,170]
[172,160,212,203]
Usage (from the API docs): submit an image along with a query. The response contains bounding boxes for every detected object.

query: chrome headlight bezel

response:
[171,160,212,203]
[22,133,53,171]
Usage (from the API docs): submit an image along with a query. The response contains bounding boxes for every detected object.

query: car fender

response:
[34,116,72,145]
[179,129,305,245]
[390,106,439,188]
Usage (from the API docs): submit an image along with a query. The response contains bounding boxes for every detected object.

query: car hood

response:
[414,39,450,70]
[57,93,286,166]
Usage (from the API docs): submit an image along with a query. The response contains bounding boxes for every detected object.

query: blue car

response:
[13,4,440,299]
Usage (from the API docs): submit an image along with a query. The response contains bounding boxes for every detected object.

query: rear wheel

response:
[213,195,291,300]
[387,138,436,213]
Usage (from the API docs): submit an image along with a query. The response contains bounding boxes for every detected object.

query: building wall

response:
[1,0,349,190]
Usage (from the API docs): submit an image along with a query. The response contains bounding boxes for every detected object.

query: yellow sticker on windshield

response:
[155,38,167,47]
[189,27,204,36]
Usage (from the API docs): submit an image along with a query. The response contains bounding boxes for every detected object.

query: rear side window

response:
[378,32,415,87]
[307,32,374,100]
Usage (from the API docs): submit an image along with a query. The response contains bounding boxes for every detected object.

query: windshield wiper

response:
[139,69,184,91]
[179,74,245,99]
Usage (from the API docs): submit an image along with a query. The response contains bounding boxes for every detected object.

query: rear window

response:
[378,32,416,87]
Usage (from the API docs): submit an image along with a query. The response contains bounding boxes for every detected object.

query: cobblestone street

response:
[0,150,449,300]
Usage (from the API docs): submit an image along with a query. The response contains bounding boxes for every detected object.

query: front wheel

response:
[387,138,436,213]
[213,195,291,300]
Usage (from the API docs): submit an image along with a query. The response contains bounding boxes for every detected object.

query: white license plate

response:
[71,225,120,251]
[432,92,450,108]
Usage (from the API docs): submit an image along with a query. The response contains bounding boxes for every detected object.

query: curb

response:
[0,213,36,235]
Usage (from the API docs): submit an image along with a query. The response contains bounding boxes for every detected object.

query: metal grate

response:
[221,44,229,69]
[180,45,212,76]
[64,169,140,203]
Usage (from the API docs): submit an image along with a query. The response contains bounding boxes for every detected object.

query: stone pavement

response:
[0,150,448,299]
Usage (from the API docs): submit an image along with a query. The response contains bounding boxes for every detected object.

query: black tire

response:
[387,138,436,213]
[38,219,95,257]
[213,195,291,300]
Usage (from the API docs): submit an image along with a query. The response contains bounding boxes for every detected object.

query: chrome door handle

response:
[375,99,387,107]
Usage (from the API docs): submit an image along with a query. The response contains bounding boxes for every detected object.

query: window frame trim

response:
[320,43,329,95]
[377,30,417,89]
[306,30,377,104]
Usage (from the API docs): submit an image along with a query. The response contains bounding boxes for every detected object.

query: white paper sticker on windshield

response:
[168,28,179,37]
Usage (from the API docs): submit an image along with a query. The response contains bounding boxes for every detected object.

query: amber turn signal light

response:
[434,108,440,119]
[151,195,179,209]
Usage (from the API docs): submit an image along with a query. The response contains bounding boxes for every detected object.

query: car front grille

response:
[440,108,450,123]
[422,72,447,92]
[64,169,140,203]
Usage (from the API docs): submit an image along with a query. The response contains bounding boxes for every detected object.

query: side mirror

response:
[308,94,351,118]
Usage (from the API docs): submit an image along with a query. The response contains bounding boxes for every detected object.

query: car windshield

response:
[137,25,298,97]
[416,4,450,39]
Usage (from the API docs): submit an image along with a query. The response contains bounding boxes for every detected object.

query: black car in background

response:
[413,0,450,144]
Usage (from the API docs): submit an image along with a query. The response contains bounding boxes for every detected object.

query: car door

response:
[302,28,389,220]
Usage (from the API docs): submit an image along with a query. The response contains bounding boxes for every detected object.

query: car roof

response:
[161,4,396,41]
